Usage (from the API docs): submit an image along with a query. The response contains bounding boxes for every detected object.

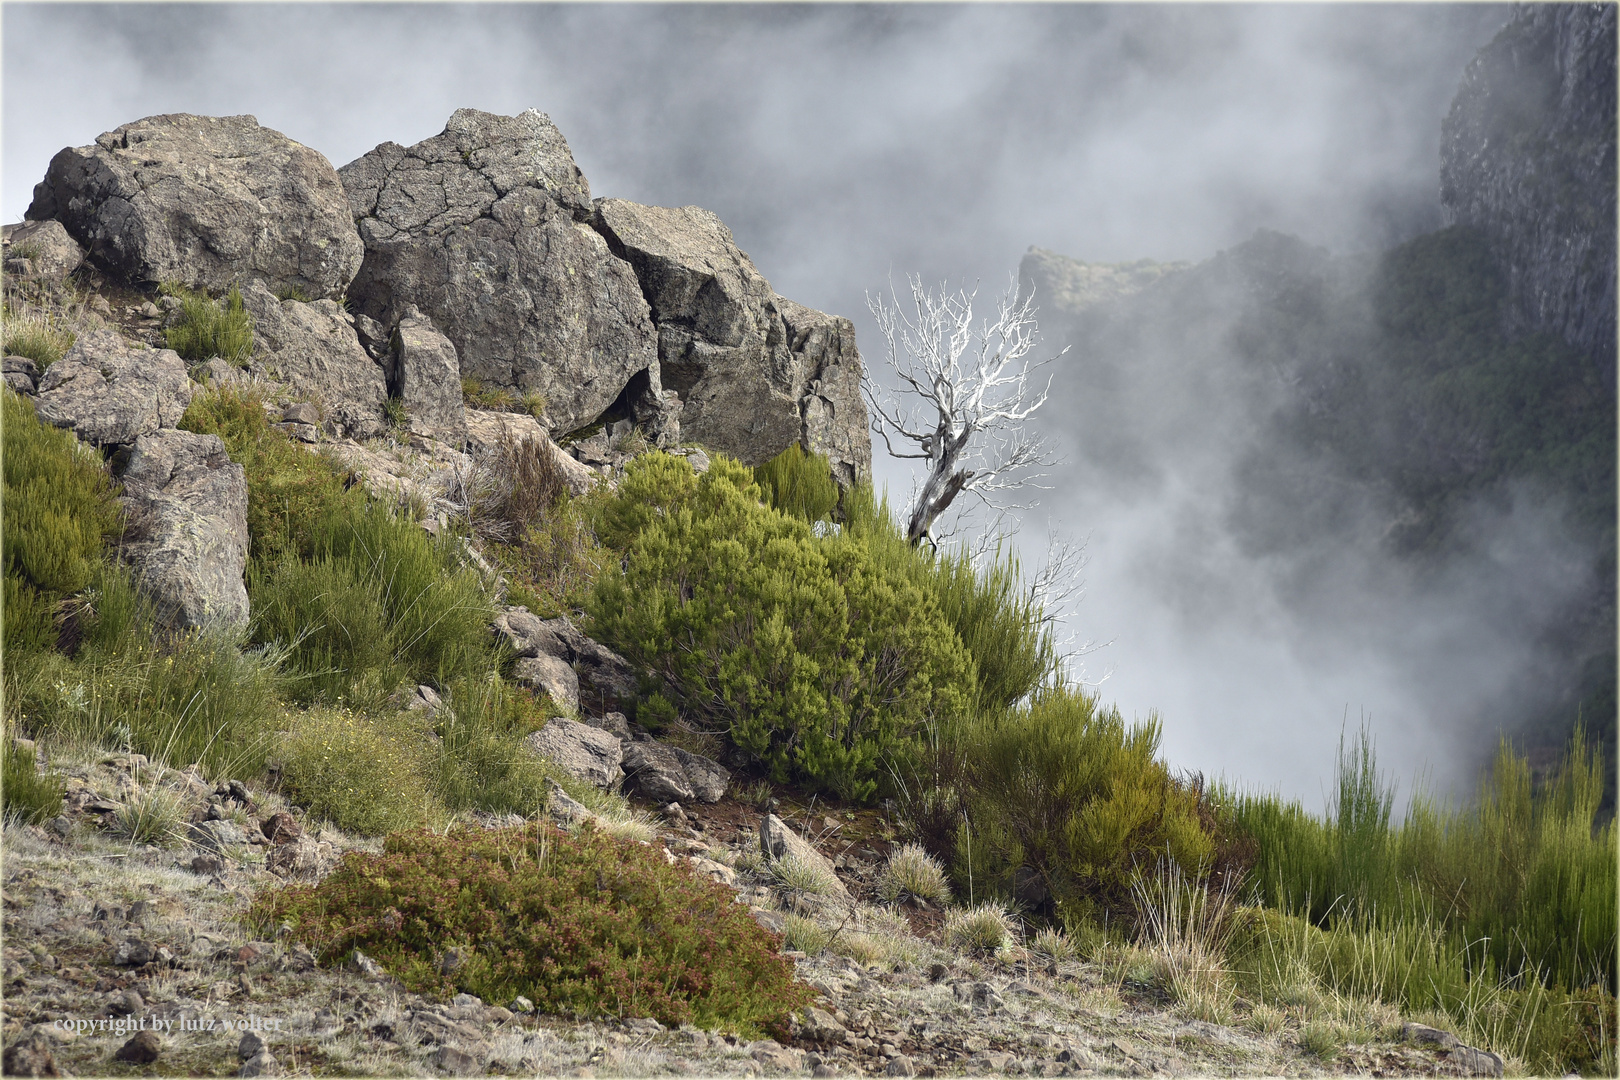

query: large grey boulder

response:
[238,281,388,440]
[119,429,250,632]
[339,109,657,435]
[386,306,467,445]
[35,330,192,446]
[621,741,729,804]
[26,113,362,299]
[525,718,623,789]
[593,199,871,481]
[2,219,85,279]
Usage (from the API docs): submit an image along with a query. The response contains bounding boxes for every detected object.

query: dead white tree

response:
[864,274,1066,547]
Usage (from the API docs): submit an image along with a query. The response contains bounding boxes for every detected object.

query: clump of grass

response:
[1297,1020,1340,1060]
[1245,1002,1287,1035]
[520,391,547,421]
[254,825,816,1036]
[164,284,253,365]
[754,443,839,524]
[458,433,567,546]
[772,853,840,897]
[383,396,409,429]
[111,782,185,846]
[462,377,515,410]
[277,706,441,836]
[2,737,63,824]
[275,284,311,303]
[1135,860,1241,1024]
[431,675,552,818]
[781,912,832,955]
[1,307,76,369]
[1029,927,1077,962]
[879,842,952,905]
[736,778,775,811]
[943,902,1016,956]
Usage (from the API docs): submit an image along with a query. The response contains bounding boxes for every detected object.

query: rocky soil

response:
[2,754,1496,1079]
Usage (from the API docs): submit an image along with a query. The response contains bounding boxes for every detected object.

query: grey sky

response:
[2,3,1518,807]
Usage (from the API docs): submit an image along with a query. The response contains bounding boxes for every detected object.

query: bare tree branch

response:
[863,274,1067,546]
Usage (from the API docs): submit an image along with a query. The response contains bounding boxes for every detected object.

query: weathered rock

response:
[114,1031,163,1064]
[4,356,39,395]
[525,717,622,789]
[544,779,595,827]
[35,330,192,446]
[2,1030,60,1077]
[464,411,599,496]
[27,113,362,298]
[264,835,337,879]
[621,741,729,804]
[238,1051,281,1077]
[405,684,445,716]
[340,109,657,435]
[238,281,387,440]
[429,1045,484,1076]
[885,1055,917,1077]
[1447,1045,1505,1078]
[749,1040,804,1072]
[491,606,569,660]
[386,306,467,444]
[514,655,580,712]
[799,1007,847,1045]
[1,219,84,279]
[759,814,850,900]
[118,429,250,631]
[237,1032,265,1061]
[777,295,872,488]
[1402,1023,1459,1049]
[259,813,301,846]
[187,818,246,855]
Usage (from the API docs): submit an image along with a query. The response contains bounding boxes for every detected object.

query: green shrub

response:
[587,452,974,802]
[1,308,75,369]
[179,385,350,566]
[755,443,839,524]
[431,675,553,818]
[3,389,124,656]
[277,707,441,835]
[878,842,952,905]
[13,623,288,779]
[250,497,496,704]
[111,783,186,846]
[254,825,816,1035]
[2,738,63,823]
[911,687,1215,922]
[164,284,253,364]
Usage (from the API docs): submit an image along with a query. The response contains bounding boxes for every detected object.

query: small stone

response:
[190,852,224,875]
[238,1032,265,1061]
[1402,1023,1459,1049]
[511,996,535,1013]
[2,1031,59,1077]
[107,989,144,1016]
[281,402,320,426]
[46,815,71,839]
[928,962,948,983]
[438,947,466,975]
[430,1045,484,1076]
[1448,1045,1505,1078]
[260,812,301,845]
[127,899,153,922]
[114,1030,162,1063]
[139,301,162,319]
[238,1051,281,1077]
[885,1055,916,1077]
[91,295,112,316]
[812,1066,838,1079]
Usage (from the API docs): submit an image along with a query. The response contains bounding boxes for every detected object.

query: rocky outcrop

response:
[35,330,192,446]
[2,219,85,280]
[118,429,250,632]
[491,607,637,713]
[759,813,851,901]
[513,655,579,711]
[525,717,623,789]
[463,411,599,496]
[1441,4,1616,372]
[339,109,657,435]
[593,199,871,482]
[238,281,388,440]
[26,113,362,299]
[620,741,729,804]
[384,307,468,445]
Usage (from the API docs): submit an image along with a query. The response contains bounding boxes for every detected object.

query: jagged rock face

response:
[35,331,192,447]
[594,198,870,478]
[118,429,250,632]
[339,109,657,436]
[25,114,362,299]
[238,281,389,441]
[1441,4,1617,371]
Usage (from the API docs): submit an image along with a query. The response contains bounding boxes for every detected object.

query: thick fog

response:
[3,3,1525,807]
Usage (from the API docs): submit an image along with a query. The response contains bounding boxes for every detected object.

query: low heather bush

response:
[277,707,441,836]
[254,826,815,1035]
[754,443,839,524]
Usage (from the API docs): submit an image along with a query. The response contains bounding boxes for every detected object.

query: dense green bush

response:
[179,385,350,566]
[904,687,1216,925]
[278,707,442,835]
[250,496,496,706]
[755,443,839,523]
[163,283,254,364]
[431,675,554,817]
[2,389,123,656]
[587,452,974,802]
[2,736,63,823]
[254,825,815,1035]
[1226,726,1617,996]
